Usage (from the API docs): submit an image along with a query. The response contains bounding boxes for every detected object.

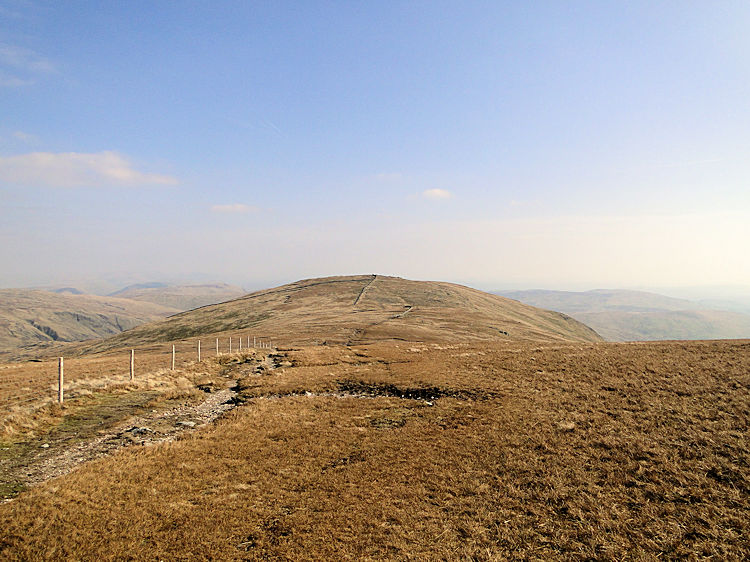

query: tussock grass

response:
[0,347,255,439]
[0,340,747,559]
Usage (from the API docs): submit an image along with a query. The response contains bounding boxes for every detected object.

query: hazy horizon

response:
[2,3,749,295]
[3,271,748,310]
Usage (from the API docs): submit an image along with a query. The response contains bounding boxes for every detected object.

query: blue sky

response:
[1,1,749,293]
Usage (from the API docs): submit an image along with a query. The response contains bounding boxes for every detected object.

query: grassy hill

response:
[0,290,178,359]
[82,275,601,353]
[497,289,750,341]
[109,282,246,311]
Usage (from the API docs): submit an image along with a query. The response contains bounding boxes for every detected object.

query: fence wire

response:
[0,335,275,415]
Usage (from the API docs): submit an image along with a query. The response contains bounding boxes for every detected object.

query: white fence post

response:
[130,349,135,381]
[216,338,219,356]
[171,345,176,371]
[58,357,64,404]
[197,340,201,362]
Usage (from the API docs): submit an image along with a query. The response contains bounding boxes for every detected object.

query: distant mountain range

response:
[495,289,750,341]
[0,283,247,359]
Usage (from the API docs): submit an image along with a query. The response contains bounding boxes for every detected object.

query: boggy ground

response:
[0,339,748,560]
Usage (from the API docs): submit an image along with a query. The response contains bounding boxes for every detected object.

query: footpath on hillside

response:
[0,351,279,501]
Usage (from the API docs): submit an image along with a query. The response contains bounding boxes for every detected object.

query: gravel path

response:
[2,386,238,498]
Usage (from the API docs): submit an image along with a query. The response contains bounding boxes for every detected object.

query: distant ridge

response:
[109,283,247,311]
[82,275,602,353]
[51,287,84,295]
[497,289,750,341]
[0,289,179,359]
[110,282,168,293]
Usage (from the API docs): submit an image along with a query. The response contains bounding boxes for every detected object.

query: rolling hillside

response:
[497,289,750,341]
[83,275,602,353]
[109,282,247,311]
[0,290,179,359]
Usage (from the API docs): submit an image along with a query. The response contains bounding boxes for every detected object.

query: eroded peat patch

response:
[0,340,748,560]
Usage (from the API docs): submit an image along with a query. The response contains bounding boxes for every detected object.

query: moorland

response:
[0,275,747,560]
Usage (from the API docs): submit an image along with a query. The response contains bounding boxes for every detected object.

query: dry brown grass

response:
[0,341,259,438]
[77,275,602,356]
[0,339,747,559]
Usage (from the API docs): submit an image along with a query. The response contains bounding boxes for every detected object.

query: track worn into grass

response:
[0,351,274,501]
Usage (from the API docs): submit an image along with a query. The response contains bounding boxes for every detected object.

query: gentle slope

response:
[83,275,602,352]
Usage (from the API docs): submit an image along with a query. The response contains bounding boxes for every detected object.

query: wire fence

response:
[0,334,277,414]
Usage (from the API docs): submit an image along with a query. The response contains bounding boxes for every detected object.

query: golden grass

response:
[77,275,602,356]
[0,339,747,559]
[0,342,262,438]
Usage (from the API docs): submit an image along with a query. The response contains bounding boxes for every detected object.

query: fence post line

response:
[171,345,176,371]
[130,349,135,381]
[58,357,64,404]
[197,340,201,362]
[253,336,256,348]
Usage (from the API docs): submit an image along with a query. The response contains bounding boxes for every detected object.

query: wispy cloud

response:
[260,118,283,136]
[12,130,38,144]
[0,43,56,87]
[422,188,452,200]
[0,71,32,87]
[210,203,257,214]
[0,151,178,187]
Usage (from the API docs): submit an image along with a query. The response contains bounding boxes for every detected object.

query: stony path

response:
[2,386,238,499]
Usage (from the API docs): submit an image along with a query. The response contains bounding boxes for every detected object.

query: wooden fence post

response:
[130,349,135,381]
[239,336,242,351]
[197,340,201,362]
[253,336,256,348]
[58,357,64,404]
[216,338,219,356]
[229,337,232,354]
[171,345,176,371]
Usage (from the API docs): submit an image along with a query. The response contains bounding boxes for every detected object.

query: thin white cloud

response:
[422,188,452,200]
[0,44,55,73]
[211,204,256,214]
[0,71,32,87]
[0,151,178,187]
[12,131,38,144]
[0,43,56,87]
